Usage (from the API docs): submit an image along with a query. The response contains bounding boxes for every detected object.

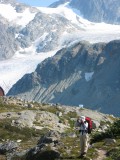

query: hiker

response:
[75,116,89,157]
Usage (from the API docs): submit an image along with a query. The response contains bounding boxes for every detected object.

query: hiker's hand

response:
[81,120,84,124]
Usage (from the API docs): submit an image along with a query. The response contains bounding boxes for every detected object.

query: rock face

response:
[7,40,120,116]
[37,130,61,145]
[69,0,120,24]
[0,18,17,59]
[0,141,18,154]
[17,12,79,53]
[51,0,120,24]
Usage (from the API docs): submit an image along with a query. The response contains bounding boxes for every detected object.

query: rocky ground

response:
[0,96,119,160]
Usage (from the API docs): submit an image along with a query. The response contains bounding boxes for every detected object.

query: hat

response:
[80,116,85,121]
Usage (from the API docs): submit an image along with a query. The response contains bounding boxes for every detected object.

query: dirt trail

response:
[95,149,107,160]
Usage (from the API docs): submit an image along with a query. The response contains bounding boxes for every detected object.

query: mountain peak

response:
[0,0,16,4]
[71,0,120,24]
[50,0,120,24]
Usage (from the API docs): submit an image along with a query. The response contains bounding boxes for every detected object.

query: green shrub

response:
[0,119,48,141]
[91,119,120,143]
[107,148,120,160]
[109,119,120,137]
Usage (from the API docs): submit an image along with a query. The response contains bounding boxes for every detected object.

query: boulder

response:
[25,131,61,160]
[26,149,60,160]
[11,110,36,128]
[38,130,60,145]
[92,120,100,129]
[0,141,18,154]
[104,138,116,145]
[56,111,62,117]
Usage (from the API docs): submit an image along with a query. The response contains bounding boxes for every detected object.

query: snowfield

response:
[0,4,36,27]
[38,3,120,44]
[0,2,120,93]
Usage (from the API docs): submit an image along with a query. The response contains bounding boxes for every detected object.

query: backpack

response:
[85,117,92,134]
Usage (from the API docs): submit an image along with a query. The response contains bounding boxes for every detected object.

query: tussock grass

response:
[0,118,49,141]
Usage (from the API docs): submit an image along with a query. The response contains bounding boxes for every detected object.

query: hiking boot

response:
[78,154,84,158]
[83,152,87,156]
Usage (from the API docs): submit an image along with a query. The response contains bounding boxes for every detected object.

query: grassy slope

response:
[0,97,119,160]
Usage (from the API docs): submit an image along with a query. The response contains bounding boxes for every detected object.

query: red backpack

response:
[85,117,92,134]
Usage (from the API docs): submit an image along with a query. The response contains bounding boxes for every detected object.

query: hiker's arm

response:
[84,122,88,130]
[74,121,80,130]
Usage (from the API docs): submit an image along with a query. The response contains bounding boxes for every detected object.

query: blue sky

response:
[17,0,57,7]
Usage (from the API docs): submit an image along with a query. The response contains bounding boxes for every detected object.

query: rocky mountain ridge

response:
[7,40,120,116]
[51,0,120,24]
[0,16,18,59]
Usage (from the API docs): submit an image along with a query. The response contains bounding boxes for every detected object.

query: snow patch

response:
[0,4,36,26]
[85,72,94,82]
